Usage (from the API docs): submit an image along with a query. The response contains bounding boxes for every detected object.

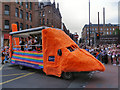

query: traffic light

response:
[96,33,100,40]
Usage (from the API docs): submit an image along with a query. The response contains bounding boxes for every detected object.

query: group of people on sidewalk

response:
[79,44,120,66]
[1,46,9,64]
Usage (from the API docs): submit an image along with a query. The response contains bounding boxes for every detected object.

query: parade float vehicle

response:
[9,24,105,79]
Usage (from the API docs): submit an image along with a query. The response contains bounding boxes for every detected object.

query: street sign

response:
[75,35,79,39]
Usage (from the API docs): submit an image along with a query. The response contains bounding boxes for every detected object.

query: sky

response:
[40,0,119,38]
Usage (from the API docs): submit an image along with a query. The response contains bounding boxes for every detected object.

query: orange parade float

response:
[10,24,105,79]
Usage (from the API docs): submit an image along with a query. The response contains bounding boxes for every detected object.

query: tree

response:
[113,28,120,35]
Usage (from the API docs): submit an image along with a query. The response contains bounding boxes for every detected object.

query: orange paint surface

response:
[11,24,20,48]
[42,28,105,77]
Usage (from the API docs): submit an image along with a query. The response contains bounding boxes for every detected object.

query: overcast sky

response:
[40,0,119,37]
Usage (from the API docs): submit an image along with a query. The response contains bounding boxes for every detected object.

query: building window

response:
[26,12,28,20]
[110,28,111,31]
[101,28,102,31]
[113,28,115,31]
[29,14,32,21]
[41,4,43,9]
[42,11,45,16]
[4,5,10,15]
[47,19,49,25]
[30,2,32,10]
[4,20,9,29]
[107,32,109,35]
[20,0,23,6]
[87,28,88,31]
[110,32,111,35]
[16,22,19,30]
[43,18,45,25]
[20,10,23,19]
[104,32,106,35]
[26,24,29,29]
[40,19,41,25]
[30,25,32,28]
[15,0,19,4]
[87,32,89,34]
[26,2,28,8]
[40,12,41,16]
[107,28,108,31]
[15,8,19,17]
[92,28,94,31]
[20,23,23,30]
[95,28,97,31]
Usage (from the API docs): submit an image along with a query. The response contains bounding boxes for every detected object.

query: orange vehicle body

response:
[42,28,105,77]
[10,24,105,78]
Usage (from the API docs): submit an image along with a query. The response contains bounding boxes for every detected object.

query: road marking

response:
[0,65,4,71]
[0,73,27,77]
[0,72,35,85]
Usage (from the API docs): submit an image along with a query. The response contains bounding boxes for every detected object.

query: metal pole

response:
[98,12,100,34]
[103,8,105,35]
[89,0,91,46]
[98,12,100,45]
[94,31,96,47]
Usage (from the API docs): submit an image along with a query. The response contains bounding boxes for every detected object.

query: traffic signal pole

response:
[94,31,96,47]
[89,0,91,46]
[97,12,100,45]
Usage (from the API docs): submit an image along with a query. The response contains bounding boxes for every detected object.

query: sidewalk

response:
[86,64,118,88]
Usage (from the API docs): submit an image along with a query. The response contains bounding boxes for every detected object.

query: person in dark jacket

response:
[19,37,25,51]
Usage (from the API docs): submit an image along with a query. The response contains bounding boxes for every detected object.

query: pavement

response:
[0,63,119,89]
[86,64,118,88]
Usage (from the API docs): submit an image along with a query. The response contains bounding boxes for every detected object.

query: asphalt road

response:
[1,63,93,88]
[0,63,119,89]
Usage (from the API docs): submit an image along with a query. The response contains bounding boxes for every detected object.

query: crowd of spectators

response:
[1,39,120,66]
[79,43,120,66]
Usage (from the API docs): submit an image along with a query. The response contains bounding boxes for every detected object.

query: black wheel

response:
[19,65,26,70]
[62,72,73,80]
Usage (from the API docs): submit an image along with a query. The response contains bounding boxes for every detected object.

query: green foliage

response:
[113,28,120,35]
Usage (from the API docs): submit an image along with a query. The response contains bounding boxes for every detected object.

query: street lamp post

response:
[89,0,91,46]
